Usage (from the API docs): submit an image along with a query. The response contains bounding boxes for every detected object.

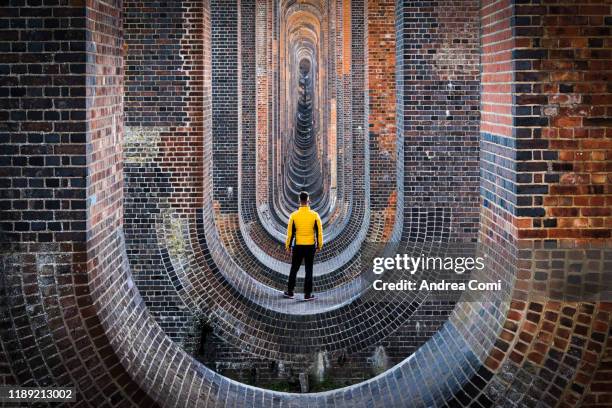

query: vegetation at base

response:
[259,381,300,393]
[308,377,345,392]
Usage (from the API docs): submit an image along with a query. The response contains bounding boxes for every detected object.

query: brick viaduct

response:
[0,0,611,407]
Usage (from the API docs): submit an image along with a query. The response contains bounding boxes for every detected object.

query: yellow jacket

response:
[285,206,323,250]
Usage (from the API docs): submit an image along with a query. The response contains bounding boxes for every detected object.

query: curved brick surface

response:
[0,0,611,407]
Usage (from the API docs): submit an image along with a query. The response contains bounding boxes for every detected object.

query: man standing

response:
[284,191,323,301]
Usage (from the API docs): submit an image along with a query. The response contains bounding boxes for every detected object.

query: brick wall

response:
[0,2,88,253]
[480,0,516,219]
[398,0,481,242]
[87,0,124,255]
[0,341,15,385]
[240,0,256,221]
[0,1,155,404]
[124,0,204,212]
[0,0,90,389]
[481,0,611,242]
[212,1,241,214]
[512,1,611,241]
[123,0,205,343]
[368,0,397,212]
[1,0,610,406]
[196,301,455,388]
[586,314,612,406]
[476,2,612,407]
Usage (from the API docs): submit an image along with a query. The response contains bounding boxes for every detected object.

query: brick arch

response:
[1,0,611,407]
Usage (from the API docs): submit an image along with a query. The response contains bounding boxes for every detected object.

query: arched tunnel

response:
[284,59,327,211]
[0,0,611,407]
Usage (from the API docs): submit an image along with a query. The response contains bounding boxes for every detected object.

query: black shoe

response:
[304,294,315,301]
[283,292,294,299]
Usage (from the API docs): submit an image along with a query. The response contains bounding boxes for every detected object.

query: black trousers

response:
[287,245,316,296]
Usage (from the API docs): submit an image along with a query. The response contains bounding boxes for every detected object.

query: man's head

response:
[299,191,309,205]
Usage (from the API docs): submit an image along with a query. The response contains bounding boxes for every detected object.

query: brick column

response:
[0,1,156,404]
[480,0,517,247]
[481,0,611,243]
[367,0,397,212]
[398,0,481,242]
[212,0,241,214]
[512,1,611,242]
[479,2,612,406]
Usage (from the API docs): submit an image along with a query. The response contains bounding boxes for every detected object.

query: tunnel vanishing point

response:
[1,0,611,407]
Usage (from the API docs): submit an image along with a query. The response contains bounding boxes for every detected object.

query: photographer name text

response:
[371,254,502,292]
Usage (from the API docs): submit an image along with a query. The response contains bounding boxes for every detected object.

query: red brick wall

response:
[481,0,611,243]
[538,3,611,242]
[478,2,612,406]
[368,0,397,213]
[585,303,612,406]
[480,0,516,224]
[510,1,611,241]
[85,1,157,405]
[2,1,611,406]
[124,1,205,214]
[481,0,513,138]
[86,0,124,249]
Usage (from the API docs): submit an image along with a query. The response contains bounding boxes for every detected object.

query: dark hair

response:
[299,191,309,203]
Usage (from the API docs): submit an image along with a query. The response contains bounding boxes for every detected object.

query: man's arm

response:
[316,213,323,250]
[285,214,294,250]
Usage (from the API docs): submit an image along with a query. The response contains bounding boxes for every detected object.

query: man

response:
[284,191,323,301]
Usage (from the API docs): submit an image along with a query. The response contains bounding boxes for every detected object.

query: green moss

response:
[164,213,186,260]
[124,126,164,163]
[308,377,344,392]
[260,381,300,393]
